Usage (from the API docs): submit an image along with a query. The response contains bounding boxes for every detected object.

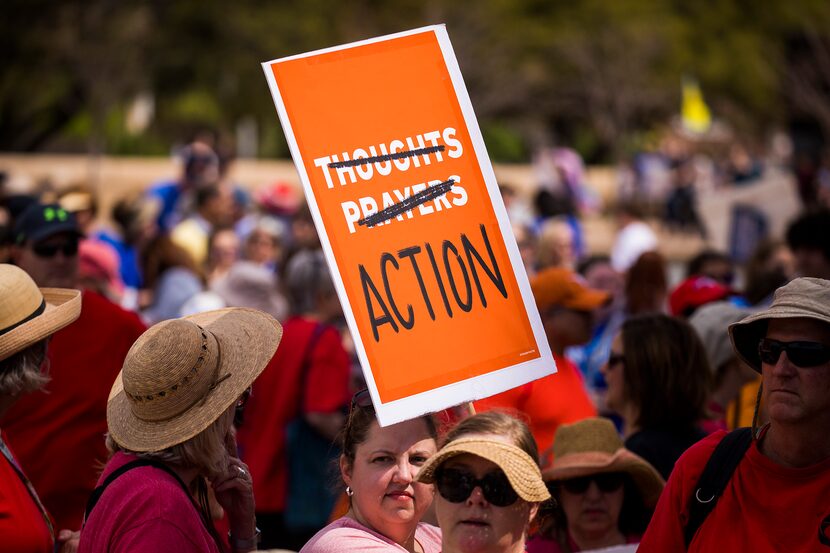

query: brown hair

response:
[620,314,710,430]
[443,411,540,465]
[625,251,667,315]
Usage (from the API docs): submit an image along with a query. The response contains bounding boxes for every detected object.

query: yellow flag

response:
[682,78,712,134]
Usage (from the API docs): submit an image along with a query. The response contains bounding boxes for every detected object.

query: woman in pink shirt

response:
[301,389,442,553]
[78,307,282,553]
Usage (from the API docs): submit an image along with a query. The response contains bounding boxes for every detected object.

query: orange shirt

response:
[474,353,596,455]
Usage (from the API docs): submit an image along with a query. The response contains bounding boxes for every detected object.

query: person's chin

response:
[453,519,495,552]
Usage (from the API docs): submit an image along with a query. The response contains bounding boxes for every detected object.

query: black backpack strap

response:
[84,458,191,524]
[683,427,753,547]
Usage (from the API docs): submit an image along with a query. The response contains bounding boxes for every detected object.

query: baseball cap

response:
[531,267,610,312]
[669,275,732,317]
[14,203,83,246]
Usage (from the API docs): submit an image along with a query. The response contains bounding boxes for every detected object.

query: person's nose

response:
[466,485,488,506]
[584,480,603,501]
[770,351,798,378]
[391,459,414,485]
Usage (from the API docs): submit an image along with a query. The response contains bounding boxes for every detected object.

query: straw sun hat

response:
[543,418,664,508]
[730,277,830,372]
[0,264,81,362]
[416,436,551,503]
[107,307,282,452]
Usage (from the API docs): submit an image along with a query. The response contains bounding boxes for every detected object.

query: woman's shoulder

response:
[95,453,197,515]
[300,517,409,552]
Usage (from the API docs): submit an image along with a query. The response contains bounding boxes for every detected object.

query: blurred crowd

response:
[1,135,829,553]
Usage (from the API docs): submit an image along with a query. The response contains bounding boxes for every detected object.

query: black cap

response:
[13,203,83,245]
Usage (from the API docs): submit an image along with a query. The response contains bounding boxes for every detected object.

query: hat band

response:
[0,299,46,337]
[126,326,223,423]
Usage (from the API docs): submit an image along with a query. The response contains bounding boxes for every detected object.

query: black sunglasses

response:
[32,240,78,258]
[560,472,625,494]
[435,466,518,507]
[607,353,626,368]
[351,388,374,411]
[758,338,830,368]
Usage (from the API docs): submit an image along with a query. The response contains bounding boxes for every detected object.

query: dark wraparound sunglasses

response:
[434,466,519,507]
[33,240,78,258]
[758,339,830,368]
[559,472,625,494]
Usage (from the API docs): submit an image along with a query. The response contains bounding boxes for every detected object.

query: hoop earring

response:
[346,486,354,497]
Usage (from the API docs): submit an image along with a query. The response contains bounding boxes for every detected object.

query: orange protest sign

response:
[263,25,554,425]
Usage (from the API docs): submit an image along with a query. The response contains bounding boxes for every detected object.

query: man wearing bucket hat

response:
[640,277,830,551]
[475,267,608,453]
[4,202,146,531]
[0,263,81,552]
[78,307,282,553]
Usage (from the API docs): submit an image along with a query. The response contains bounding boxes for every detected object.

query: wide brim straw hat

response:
[416,437,551,503]
[0,264,81,362]
[730,277,830,372]
[107,307,282,452]
[542,418,664,508]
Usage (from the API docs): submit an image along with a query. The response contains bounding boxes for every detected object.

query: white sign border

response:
[262,24,555,426]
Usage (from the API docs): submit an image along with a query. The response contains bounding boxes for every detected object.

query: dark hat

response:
[14,203,82,245]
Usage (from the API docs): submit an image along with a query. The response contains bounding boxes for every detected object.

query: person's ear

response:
[340,454,352,488]
[528,501,540,523]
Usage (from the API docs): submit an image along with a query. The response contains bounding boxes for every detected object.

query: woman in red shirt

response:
[78,307,282,553]
[0,264,82,553]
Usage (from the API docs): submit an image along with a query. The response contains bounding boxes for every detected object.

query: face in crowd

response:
[760,317,830,427]
[433,435,539,553]
[13,231,79,289]
[340,414,437,537]
[557,472,626,544]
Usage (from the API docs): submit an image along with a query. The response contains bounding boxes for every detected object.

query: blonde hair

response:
[107,405,235,479]
[0,340,49,396]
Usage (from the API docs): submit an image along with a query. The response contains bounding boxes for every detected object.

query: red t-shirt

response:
[474,354,596,455]
[1,291,146,531]
[639,429,830,552]
[0,433,52,553]
[236,317,350,513]
[77,452,220,553]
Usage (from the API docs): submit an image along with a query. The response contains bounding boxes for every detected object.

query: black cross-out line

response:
[328,145,445,169]
[358,179,455,228]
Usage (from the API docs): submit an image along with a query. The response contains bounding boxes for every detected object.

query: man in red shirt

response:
[475,267,608,455]
[639,277,830,551]
[3,203,146,531]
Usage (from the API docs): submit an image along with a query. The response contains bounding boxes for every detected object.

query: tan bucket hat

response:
[542,418,664,508]
[729,277,830,372]
[107,307,282,452]
[416,436,551,503]
[0,264,81,362]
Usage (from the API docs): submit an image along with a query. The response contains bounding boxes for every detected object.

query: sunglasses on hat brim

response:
[758,338,830,368]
